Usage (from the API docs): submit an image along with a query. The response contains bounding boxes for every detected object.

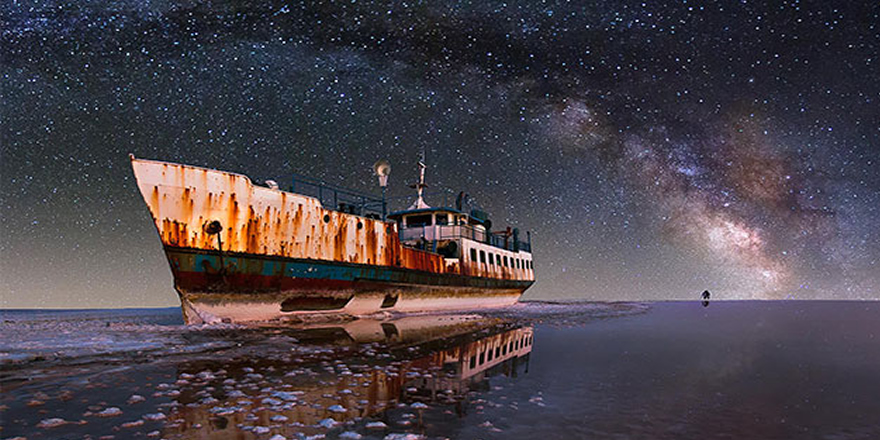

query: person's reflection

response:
[701,290,711,307]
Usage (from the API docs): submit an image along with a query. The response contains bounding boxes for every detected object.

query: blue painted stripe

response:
[167,247,533,290]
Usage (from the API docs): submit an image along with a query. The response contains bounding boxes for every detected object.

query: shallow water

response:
[1,301,878,439]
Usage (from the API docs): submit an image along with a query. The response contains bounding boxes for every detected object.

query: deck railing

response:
[290,174,385,218]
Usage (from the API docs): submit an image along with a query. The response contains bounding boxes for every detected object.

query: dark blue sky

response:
[2,0,878,307]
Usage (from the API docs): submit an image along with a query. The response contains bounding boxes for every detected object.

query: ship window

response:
[488,349,494,361]
[323,214,330,223]
[480,250,486,263]
[435,214,448,225]
[470,248,477,262]
[479,352,485,365]
[495,347,501,357]
[407,214,432,227]
[502,344,507,355]
[470,355,476,369]
[488,253,493,265]
[503,256,508,267]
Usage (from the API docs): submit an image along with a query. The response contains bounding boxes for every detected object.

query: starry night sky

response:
[2,0,878,308]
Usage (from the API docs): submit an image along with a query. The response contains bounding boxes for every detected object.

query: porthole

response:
[323,214,330,223]
[357,221,363,230]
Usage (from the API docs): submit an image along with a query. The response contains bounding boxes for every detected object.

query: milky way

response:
[1,1,878,306]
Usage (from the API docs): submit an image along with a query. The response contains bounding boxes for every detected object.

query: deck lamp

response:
[373,159,391,220]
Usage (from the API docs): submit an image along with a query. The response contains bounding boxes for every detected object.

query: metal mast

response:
[407,150,430,210]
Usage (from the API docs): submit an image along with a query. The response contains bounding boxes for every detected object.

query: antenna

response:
[408,150,430,210]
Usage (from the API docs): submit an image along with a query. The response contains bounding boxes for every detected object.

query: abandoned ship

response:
[130,154,535,324]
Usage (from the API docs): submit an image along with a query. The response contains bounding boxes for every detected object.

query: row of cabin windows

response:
[468,334,535,370]
[469,248,534,270]
[405,213,467,227]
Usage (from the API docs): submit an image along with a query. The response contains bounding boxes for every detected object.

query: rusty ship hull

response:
[131,156,535,324]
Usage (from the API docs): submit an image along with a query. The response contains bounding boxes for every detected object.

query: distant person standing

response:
[701,290,710,307]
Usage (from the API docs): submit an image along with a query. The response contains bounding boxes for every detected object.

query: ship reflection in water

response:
[163,316,533,439]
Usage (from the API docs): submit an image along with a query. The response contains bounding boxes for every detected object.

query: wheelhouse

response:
[385,157,534,281]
